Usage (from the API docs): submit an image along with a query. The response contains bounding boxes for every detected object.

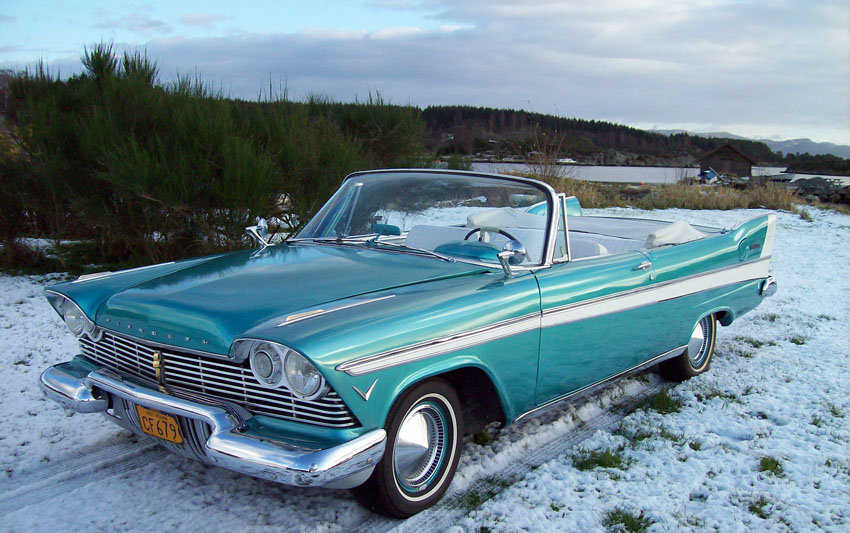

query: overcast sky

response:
[3,0,849,144]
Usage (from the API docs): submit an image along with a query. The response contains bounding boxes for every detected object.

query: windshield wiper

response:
[368,240,455,263]
[295,236,454,263]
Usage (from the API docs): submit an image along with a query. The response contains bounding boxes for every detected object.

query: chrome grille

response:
[79,330,358,428]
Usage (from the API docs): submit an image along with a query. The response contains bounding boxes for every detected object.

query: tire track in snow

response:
[0,441,167,515]
[1,379,669,528]
[354,380,672,533]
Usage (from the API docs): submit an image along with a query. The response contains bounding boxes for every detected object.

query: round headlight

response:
[62,299,88,337]
[284,350,326,400]
[249,342,286,388]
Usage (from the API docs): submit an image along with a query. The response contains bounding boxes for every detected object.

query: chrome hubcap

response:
[687,317,711,367]
[393,403,445,491]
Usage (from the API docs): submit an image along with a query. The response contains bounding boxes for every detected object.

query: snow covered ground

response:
[1,206,848,532]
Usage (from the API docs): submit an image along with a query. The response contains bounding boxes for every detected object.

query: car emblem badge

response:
[352,379,378,401]
[152,350,167,393]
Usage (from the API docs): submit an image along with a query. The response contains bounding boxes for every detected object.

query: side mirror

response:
[245,217,270,248]
[497,239,527,277]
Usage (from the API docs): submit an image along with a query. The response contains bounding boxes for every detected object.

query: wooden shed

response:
[698,143,756,177]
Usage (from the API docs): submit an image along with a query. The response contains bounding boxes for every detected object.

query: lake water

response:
[470,162,788,184]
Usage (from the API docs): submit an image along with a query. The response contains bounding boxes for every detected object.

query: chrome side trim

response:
[337,258,769,377]
[71,262,175,283]
[39,361,385,488]
[514,345,687,423]
[336,312,541,376]
[541,257,771,328]
[277,294,396,327]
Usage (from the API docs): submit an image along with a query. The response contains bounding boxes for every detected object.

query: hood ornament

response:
[245,217,270,248]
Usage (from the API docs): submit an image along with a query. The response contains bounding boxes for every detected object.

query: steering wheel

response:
[464,227,518,242]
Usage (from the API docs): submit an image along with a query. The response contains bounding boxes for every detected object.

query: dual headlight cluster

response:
[230,340,328,401]
[47,292,102,341]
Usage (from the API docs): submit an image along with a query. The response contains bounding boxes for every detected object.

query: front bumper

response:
[39,359,385,489]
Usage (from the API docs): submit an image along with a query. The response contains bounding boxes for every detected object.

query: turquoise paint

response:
[48,243,487,356]
[244,269,542,429]
[434,240,501,262]
[534,251,656,403]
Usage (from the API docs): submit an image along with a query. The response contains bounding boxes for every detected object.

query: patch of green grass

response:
[602,508,654,532]
[633,374,650,384]
[457,476,513,511]
[658,429,683,443]
[811,415,824,427]
[829,405,845,418]
[572,448,627,471]
[736,336,766,348]
[696,389,739,403]
[689,441,702,451]
[550,502,562,512]
[472,430,494,446]
[798,208,814,222]
[731,346,755,358]
[759,456,784,476]
[818,314,835,321]
[634,390,683,414]
[789,335,808,346]
[761,313,779,323]
[748,496,771,519]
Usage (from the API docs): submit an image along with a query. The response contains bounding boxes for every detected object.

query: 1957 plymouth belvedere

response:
[39,169,777,516]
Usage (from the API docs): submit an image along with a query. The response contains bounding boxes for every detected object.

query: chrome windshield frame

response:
[292,169,561,270]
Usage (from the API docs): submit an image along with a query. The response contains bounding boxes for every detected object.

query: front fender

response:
[240,269,542,431]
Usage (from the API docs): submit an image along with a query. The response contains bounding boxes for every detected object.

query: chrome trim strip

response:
[39,361,385,488]
[514,345,687,423]
[336,312,541,376]
[541,257,771,328]
[277,294,396,327]
[71,262,175,283]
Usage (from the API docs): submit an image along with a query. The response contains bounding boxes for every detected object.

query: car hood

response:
[94,242,487,355]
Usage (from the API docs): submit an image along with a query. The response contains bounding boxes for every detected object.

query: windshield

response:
[297,171,552,265]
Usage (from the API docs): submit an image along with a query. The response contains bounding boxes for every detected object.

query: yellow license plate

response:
[136,405,184,444]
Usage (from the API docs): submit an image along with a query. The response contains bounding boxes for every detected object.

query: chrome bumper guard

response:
[39,360,385,489]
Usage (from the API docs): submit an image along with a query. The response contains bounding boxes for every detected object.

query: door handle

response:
[633,261,652,271]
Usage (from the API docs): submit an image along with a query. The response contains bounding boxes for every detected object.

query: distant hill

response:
[653,129,850,158]
[424,106,785,165]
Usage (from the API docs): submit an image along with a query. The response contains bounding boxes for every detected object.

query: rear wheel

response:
[660,314,717,381]
[352,379,462,518]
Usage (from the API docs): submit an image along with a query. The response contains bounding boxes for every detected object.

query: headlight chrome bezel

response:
[48,292,102,341]
[234,339,328,401]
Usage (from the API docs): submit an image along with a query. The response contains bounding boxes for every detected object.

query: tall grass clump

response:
[1,45,424,270]
[634,182,796,211]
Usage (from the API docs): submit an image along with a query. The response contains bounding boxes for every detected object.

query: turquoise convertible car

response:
[39,170,776,516]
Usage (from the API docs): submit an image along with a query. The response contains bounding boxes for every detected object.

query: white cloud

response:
[9,0,849,144]
[178,14,232,29]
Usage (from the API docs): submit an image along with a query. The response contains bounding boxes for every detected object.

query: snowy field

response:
[1,206,848,532]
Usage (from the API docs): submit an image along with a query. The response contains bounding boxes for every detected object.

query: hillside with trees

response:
[422,105,785,166]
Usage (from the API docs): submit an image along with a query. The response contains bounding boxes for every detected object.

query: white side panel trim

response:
[541,258,770,328]
[336,313,541,376]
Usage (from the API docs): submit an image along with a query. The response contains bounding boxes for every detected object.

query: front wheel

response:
[352,379,463,517]
[660,314,717,381]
